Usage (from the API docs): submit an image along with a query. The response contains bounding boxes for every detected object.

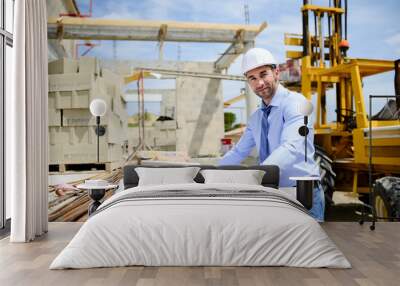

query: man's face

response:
[246,65,279,105]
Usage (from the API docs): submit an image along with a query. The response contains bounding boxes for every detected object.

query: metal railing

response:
[359,95,400,230]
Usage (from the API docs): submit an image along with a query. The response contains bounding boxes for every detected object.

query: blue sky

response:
[76,0,400,122]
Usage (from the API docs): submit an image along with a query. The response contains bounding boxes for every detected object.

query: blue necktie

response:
[259,105,272,163]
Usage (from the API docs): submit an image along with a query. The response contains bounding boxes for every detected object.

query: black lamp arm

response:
[304,116,307,162]
[96,116,100,163]
[298,116,309,162]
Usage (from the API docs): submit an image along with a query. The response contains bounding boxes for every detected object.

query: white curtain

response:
[7,0,48,242]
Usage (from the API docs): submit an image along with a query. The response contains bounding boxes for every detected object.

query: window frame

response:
[0,0,13,232]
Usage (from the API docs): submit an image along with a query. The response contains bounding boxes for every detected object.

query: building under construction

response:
[46,0,267,170]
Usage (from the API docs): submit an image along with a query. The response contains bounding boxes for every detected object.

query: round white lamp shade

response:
[90,99,107,117]
[298,100,314,116]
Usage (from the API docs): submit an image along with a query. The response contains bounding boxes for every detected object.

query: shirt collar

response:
[261,100,270,111]
[269,84,285,107]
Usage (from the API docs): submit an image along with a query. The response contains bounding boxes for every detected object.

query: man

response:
[219,47,324,221]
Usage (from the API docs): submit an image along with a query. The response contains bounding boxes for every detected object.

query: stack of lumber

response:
[48,168,123,222]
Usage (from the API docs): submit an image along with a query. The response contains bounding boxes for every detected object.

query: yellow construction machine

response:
[284,0,400,217]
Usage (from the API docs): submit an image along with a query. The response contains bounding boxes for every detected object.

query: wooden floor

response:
[1,222,399,286]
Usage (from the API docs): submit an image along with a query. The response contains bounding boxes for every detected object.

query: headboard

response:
[123,164,280,189]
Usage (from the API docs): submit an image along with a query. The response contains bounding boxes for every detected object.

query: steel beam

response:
[311,59,394,77]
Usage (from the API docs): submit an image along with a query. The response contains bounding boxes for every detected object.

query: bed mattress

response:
[50,183,351,269]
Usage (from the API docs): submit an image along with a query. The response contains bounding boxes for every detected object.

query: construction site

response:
[45,0,400,223]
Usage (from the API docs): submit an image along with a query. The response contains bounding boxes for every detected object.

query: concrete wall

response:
[175,62,224,157]
[48,57,129,167]
[101,59,224,157]
[160,89,176,118]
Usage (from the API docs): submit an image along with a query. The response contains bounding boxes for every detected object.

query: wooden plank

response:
[49,194,90,221]
[48,17,266,32]
[48,17,267,43]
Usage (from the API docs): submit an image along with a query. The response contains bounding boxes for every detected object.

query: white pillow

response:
[200,169,266,185]
[135,167,201,186]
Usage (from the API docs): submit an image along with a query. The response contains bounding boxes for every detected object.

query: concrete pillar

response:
[245,84,259,121]
[243,41,258,121]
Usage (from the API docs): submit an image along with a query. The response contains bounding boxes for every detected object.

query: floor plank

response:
[0,222,399,286]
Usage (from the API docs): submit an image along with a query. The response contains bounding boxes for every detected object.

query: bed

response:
[50,164,351,269]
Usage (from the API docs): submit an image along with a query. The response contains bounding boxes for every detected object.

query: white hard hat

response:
[242,48,277,75]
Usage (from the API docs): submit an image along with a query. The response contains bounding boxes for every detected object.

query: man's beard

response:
[255,84,276,102]
[255,87,273,97]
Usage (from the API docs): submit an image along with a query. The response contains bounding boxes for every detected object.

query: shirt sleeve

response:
[218,123,256,165]
[262,97,313,170]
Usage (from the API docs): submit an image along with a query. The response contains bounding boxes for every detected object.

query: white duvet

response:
[50,183,351,269]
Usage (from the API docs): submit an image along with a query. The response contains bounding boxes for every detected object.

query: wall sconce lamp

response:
[290,100,317,210]
[89,99,107,163]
